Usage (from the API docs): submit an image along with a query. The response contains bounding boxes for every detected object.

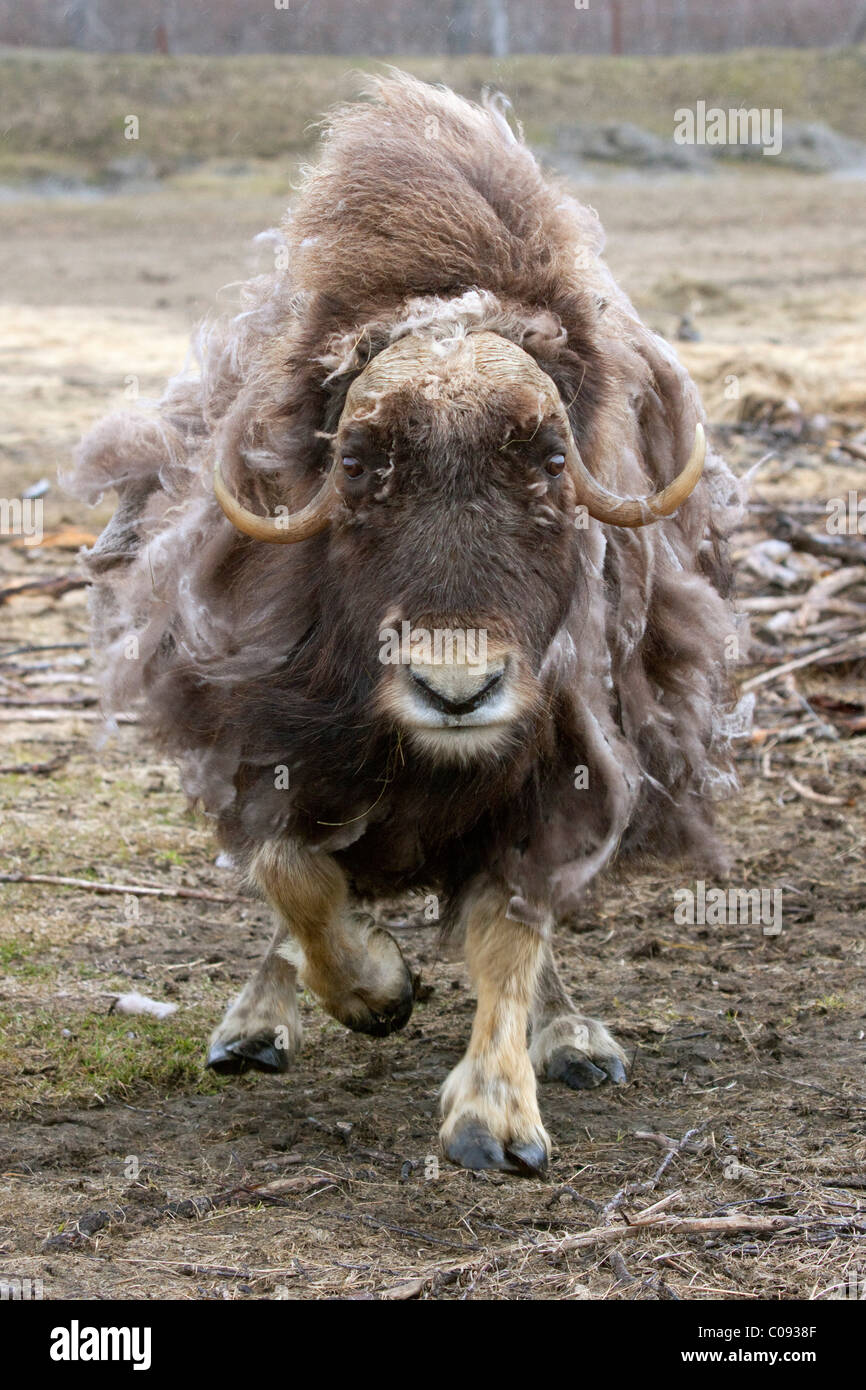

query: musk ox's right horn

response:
[213,459,338,543]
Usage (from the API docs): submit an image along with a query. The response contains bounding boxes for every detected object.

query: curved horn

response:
[213,460,337,543]
[212,331,705,537]
[568,423,706,529]
[439,331,706,529]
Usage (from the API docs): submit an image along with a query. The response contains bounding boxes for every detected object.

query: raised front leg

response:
[529,945,627,1090]
[440,884,550,1177]
[254,840,414,1035]
[207,839,413,1076]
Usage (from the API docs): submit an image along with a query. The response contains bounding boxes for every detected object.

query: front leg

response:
[440,884,550,1177]
[208,838,413,1077]
[254,840,414,1036]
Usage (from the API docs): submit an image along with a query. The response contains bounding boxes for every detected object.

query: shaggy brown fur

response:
[69,76,745,917]
[68,72,745,1172]
[69,73,741,927]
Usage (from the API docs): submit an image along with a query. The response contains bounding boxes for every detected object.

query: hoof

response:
[346,982,414,1038]
[317,925,416,1037]
[443,1118,548,1178]
[206,1033,291,1075]
[547,1046,627,1090]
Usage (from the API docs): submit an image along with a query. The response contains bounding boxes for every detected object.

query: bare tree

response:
[66,0,112,50]
[610,0,623,54]
[154,0,172,54]
[448,0,476,54]
[488,0,509,56]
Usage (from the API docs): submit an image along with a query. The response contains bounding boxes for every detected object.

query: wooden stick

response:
[786,774,846,806]
[0,696,97,709]
[0,871,250,905]
[768,513,866,566]
[740,596,863,616]
[602,1123,708,1225]
[741,632,866,692]
[739,596,811,614]
[0,755,69,776]
[634,1130,681,1150]
[0,576,87,606]
[555,1212,853,1248]
[0,643,88,661]
[631,1191,684,1221]
[0,709,137,723]
[796,568,866,632]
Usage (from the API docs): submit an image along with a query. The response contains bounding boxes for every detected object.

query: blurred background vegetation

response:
[1,46,865,182]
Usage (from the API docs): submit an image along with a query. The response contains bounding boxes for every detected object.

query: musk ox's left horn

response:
[437,331,706,528]
[568,423,706,529]
[213,460,338,543]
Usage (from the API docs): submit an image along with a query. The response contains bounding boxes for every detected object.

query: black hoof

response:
[346,982,414,1038]
[506,1138,550,1178]
[206,1034,291,1075]
[547,1047,627,1090]
[600,1054,628,1085]
[444,1118,548,1178]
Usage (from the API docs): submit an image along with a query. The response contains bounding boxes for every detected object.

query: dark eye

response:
[545,453,566,477]
[342,457,365,479]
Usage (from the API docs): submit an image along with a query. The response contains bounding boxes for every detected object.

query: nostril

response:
[410,668,504,716]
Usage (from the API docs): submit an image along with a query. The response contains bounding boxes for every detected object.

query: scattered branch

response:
[0,708,137,723]
[0,870,250,905]
[0,575,87,606]
[786,774,847,806]
[0,754,69,776]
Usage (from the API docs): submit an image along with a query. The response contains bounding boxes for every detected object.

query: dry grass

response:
[1,46,865,180]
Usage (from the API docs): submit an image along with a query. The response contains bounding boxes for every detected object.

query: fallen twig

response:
[0,695,97,708]
[379,1211,866,1293]
[0,576,87,606]
[0,643,88,661]
[569,1213,865,1242]
[602,1124,709,1225]
[786,774,847,806]
[741,631,866,692]
[634,1130,686,1150]
[0,708,137,723]
[0,870,249,905]
[0,754,69,776]
[768,512,866,566]
[631,1191,684,1221]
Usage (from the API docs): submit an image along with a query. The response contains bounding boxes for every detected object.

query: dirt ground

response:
[1,165,865,1301]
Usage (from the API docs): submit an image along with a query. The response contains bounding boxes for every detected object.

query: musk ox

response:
[70,73,742,1176]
